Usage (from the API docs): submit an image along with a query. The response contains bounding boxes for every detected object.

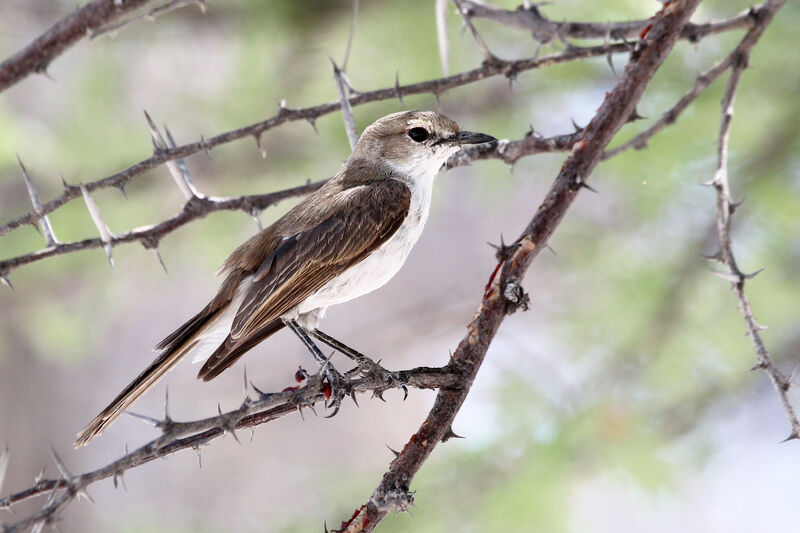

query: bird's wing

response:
[198,179,411,376]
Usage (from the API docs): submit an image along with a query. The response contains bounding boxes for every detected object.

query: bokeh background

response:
[1,1,799,531]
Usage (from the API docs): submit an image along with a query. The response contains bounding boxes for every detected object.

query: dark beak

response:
[439,130,497,146]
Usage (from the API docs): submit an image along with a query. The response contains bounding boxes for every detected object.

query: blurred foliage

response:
[1,1,798,532]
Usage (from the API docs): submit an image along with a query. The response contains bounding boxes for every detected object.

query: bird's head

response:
[350,111,496,179]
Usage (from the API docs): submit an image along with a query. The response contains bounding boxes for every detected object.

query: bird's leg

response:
[310,329,408,399]
[309,329,374,364]
[283,319,344,416]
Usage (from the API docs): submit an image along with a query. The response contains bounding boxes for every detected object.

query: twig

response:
[89,0,207,40]
[0,181,326,275]
[704,0,798,439]
[1,12,745,241]
[457,0,757,44]
[453,0,498,62]
[602,52,733,159]
[0,129,581,276]
[0,364,457,532]
[602,0,785,160]
[336,1,704,530]
[0,0,153,93]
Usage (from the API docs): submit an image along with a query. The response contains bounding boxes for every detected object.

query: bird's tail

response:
[74,306,223,447]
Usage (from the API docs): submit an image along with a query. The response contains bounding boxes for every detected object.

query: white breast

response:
[296,166,437,319]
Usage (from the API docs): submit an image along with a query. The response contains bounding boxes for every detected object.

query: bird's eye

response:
[408,127,430,143]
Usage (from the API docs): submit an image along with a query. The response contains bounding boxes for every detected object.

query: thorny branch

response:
[0,364,457,533]
[458,0,757,44]
[0,9,748,243]
[602,5,764,160]
[89,0,207,40]
[0,0,792,531]
[0,0,153,92]
[703,0,798,439]
[0,131,583,276]
[334,1,788,530]
[0,10,756,287]
[0,42,627,242]
[337,0,705,530]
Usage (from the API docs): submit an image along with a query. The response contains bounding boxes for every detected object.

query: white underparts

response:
[191,144,456,363]
[291,146,457,329]
[190,283,249,364]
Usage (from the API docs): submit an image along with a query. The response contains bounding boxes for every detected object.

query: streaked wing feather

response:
[231,181,411,342]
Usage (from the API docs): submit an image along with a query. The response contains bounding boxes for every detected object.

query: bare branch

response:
[89,0,207,40]
[703,0,798,439]
[0,363,457,532]
[602,53,733,159]
[0,127,584,277]
[453,0,498,62]
[1,11,745,241]
[458,0,757,44]
[0,0,153,93]
[446,129,583,168]
[339,1,705,530]
[0,3,789,529]
[0,181,325,275]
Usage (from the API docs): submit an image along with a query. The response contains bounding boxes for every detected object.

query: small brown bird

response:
[75,110,495,447]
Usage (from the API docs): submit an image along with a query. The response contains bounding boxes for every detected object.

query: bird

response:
[75,110,496,447]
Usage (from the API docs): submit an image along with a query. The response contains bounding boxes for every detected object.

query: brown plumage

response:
[74,159,411,447]
[75,111,494,447]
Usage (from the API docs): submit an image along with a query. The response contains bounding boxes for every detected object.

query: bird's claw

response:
[322,364,345,418]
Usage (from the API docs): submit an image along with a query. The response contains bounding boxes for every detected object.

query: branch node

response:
[370,486,415,514]
[487,234,519,263]
[502,279,530,314]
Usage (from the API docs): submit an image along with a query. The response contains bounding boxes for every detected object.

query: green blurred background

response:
[1,1,798,531]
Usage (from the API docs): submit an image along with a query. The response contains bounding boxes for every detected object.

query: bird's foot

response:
[319,355,346,417]
[346,356,408,401]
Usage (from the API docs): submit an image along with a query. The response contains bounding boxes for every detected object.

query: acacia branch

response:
[89,0,207,40]
[0,2,789,531]
[0,181,325,275]
[0,43,627,242]
[703,0,798,439]
[0,10,747,242]
[458,0,756,44]
[0,0,154,93]
[0,130,585,276]
[0,364,457,532]
[337,1,705,530]
[602,4,763,160]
